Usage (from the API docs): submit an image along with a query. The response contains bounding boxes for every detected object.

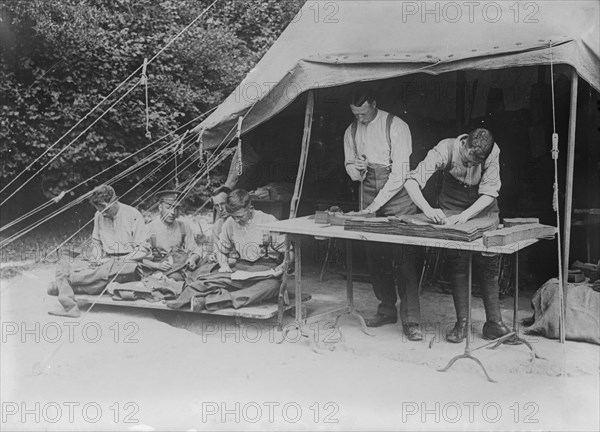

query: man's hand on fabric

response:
[218,264,232,273]
[446,213,470,225]
[185,254,199,270]
[424,207,448,224]
[360,202,380,214]
[158,261,172,272]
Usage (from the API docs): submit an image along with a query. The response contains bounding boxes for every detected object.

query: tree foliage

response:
[0,0,303,204]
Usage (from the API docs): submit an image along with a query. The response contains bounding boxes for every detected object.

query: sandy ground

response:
[1,260,599,431]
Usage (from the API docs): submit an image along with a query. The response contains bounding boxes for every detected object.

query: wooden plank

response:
[289,90,314,219]
[561,67,579,343]
[503,217,539,228]
[483,223,556,247]
[314,211,374,226]
[74,294,296,320]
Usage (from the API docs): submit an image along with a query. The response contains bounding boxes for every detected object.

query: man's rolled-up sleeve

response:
[406,140,450,189]
[343,127,366,182]
[217,220,234,255]
[478,144,501,198]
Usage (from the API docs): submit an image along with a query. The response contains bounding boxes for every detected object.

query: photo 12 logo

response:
[2,321,140,344]
[200,401,339,424]
[1,402,139,425]
[401,2,540,24]
[401,401,539,424]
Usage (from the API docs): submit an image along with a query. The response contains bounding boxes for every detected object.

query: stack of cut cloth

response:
[344,210,498,242]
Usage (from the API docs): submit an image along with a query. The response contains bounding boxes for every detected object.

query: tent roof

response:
[194,0,600,149]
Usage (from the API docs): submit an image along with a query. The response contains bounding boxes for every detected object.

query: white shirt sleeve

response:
[373,118,412,207]
[406,139,451,189]
[478,144,501,198]
[343,126,366,182]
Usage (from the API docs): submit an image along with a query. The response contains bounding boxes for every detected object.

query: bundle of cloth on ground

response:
[525,278,600,345]
[343,210,499,241]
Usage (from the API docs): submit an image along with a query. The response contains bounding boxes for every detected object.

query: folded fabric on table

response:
[344,211,499,242]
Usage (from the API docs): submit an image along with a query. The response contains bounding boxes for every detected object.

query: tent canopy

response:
[193,0,600,149]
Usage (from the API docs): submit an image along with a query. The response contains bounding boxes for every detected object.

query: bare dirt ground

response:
[1,259,599,431]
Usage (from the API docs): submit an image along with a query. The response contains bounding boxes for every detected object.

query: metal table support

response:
[279,236,372,345]
[438,252,497,382]
[439,251,543,383]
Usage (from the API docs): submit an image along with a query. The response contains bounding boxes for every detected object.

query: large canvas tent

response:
[192,0,599,146]
[191,0,599,342]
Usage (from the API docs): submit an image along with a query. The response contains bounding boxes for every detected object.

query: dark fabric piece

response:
[109,280,155,302]
[363,165,419,217]
[525,279,600,345]
[142,275,184,299]
[166,260,281,311]
[54,258,139,311]
[362,165,420,323]
[438,168,499,215]
[138,247,189,281]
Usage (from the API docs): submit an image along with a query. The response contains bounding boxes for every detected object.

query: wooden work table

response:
[261,215,545,382]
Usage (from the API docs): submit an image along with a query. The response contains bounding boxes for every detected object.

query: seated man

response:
[166,189,286,311]
[142,190,205,279]
[48,185,149,317]
[209,185,230,258]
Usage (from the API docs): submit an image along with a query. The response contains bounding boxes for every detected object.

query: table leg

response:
[346,239,372,336]
[295,236,302,321]
[488,251,544,360]
[439,251,497,383]
[277,239,292,330]
[277,236,317,350]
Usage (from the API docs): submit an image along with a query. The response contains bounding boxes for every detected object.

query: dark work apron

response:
[438,167,499,220]
[363,164,418,217]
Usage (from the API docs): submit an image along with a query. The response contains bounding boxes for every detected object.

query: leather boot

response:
[478,255,509,340]
[446,319,468,343]
[446,273,470,343]
[482,321,510,340]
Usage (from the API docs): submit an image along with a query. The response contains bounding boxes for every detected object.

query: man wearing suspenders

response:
[143,190,203,279]
[405,129,510,342]
[343,89,423,341]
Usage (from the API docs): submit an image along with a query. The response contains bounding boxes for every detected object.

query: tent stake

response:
[561,67,578,344]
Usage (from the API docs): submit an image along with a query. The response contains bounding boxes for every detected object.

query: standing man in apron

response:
[343,89,422,341]
[404,128,510,342]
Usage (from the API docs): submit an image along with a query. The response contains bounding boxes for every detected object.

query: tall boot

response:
[446,285,469,343]
[478,254,509,340]
[446,252,470,343]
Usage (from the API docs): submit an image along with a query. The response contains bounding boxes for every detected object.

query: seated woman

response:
[167,189,286,311]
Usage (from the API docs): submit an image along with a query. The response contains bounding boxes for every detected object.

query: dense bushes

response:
[0,0,303,203]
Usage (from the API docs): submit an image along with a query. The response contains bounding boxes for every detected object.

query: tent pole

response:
[289,90,314,218]
[560,67,579,343]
